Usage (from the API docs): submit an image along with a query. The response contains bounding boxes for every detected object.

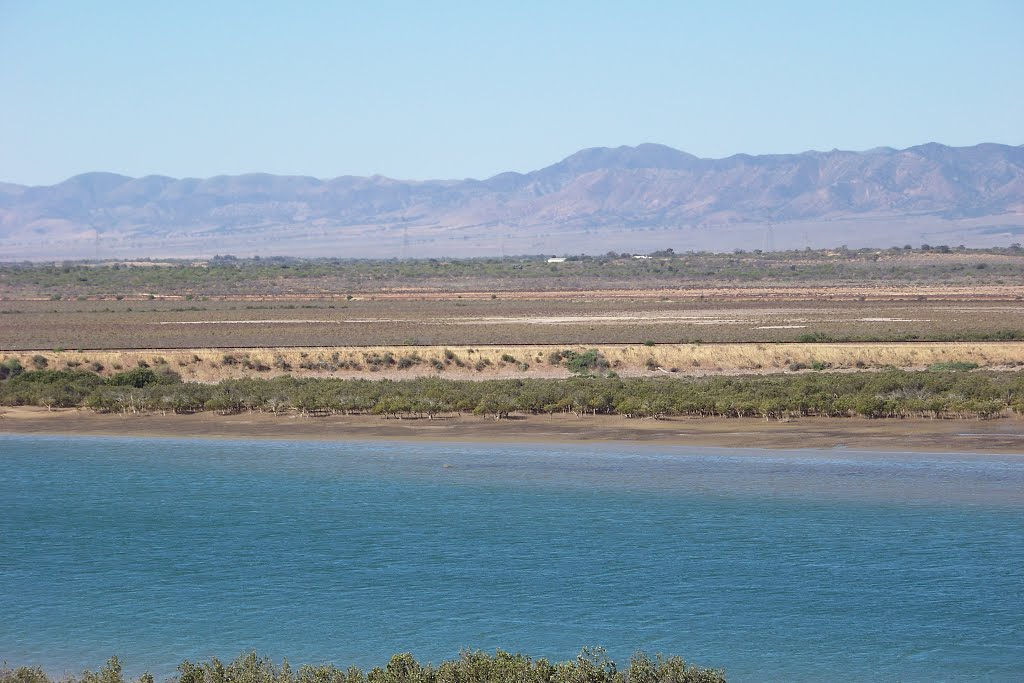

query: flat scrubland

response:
[2,247,1023,381]
[4,298,1024,350]
[3,247,1023,298]
[3,248,1023,439]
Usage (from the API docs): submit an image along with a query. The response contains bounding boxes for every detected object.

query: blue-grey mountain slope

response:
[2,143,1022,258]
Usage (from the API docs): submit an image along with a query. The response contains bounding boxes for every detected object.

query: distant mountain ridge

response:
[2,142,1022,259]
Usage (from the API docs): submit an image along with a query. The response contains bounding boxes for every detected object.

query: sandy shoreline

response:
[3,406,1024,454]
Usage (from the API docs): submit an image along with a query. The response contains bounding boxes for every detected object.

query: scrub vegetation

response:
[3,248,1024,351]
[0,649,726,683]
[3,247,1022,424]
[3,246,1023,298]
[0,365,1019,420]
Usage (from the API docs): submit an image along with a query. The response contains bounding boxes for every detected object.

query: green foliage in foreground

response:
[926,361,980,372]
[0,357,24,380]
[1,367,1022,420]
[0,649,726,683]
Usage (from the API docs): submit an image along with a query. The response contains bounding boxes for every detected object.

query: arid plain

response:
[2,249,1024,379]
[3,248,1024,452]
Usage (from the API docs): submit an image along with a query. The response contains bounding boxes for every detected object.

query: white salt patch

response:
[160,320,339,325]
[857,318,932,322]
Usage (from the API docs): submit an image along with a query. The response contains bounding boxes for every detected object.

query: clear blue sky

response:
[1,0,1021,185]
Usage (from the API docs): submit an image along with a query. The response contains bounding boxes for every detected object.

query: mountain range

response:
[2,142,1022,259]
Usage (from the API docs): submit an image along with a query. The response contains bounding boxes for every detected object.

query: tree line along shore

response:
[1,649,726,683]
[0,361,1019,420]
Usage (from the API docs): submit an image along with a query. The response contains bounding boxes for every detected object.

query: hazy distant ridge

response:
[2,142,1022,258]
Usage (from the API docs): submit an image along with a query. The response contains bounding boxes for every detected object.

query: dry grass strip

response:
[6,341,1024,382]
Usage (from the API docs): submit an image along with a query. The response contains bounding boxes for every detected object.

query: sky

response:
[1,0,1021,185]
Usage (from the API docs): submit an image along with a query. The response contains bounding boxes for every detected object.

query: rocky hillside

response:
[2,143,1022,259]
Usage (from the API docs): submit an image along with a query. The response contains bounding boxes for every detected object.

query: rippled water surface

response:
[2,435,1022,682]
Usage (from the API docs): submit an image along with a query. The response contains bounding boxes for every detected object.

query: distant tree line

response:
[1,364,1020,420]
[1,648,726,683]
[2,245,1022,297]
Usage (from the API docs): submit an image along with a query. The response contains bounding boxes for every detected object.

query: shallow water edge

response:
[4,406,1024,454]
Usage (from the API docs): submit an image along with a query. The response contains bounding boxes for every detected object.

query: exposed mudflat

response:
[4,406,1024,454]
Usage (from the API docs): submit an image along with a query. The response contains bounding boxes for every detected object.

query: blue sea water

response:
[1,435,1022,682]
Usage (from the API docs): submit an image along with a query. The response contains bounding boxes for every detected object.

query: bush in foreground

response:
[1,649,726,683]
[2,367,1019,420]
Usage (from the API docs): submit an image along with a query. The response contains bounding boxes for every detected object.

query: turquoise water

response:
[1,435,1023,682]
